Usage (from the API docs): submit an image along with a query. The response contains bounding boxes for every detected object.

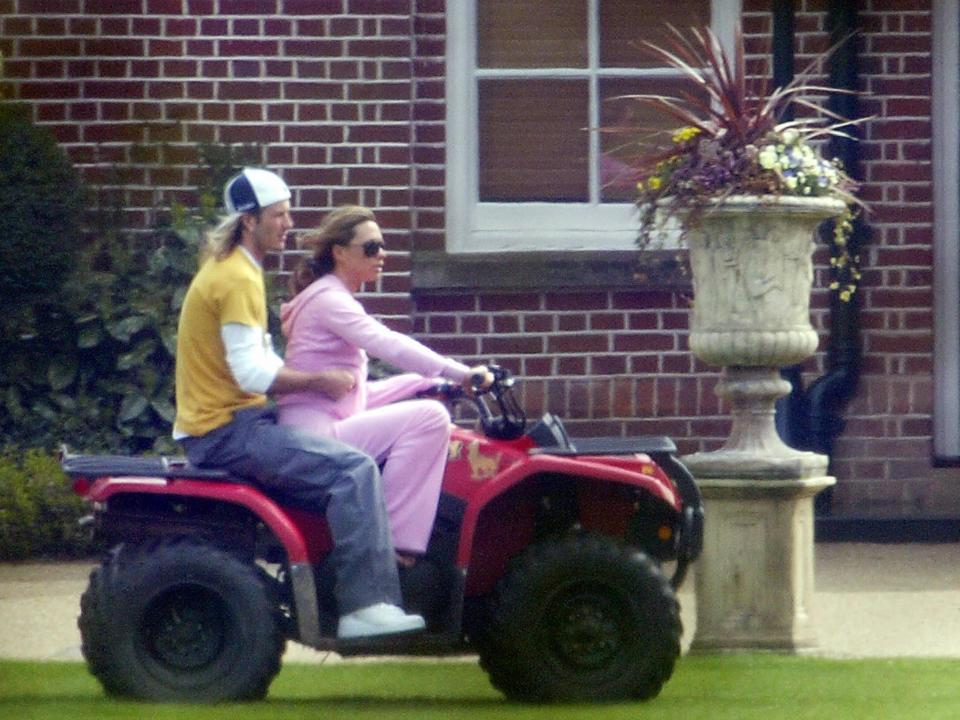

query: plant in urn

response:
[613,26,864,478]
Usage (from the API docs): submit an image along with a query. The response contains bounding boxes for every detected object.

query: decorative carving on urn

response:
[686,196,846,368]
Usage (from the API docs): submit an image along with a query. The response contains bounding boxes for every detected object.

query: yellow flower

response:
[649,176,662,190]
[672,126,701,144]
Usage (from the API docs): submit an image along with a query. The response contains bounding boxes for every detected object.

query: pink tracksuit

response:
[276,273,470,553]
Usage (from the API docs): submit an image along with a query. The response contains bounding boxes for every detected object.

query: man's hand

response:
[312,369,356,400]
[268,366,356,399]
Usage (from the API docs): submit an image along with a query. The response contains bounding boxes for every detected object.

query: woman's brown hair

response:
[290,205,376,295]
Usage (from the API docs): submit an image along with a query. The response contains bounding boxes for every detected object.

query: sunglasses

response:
[347,239,386,257]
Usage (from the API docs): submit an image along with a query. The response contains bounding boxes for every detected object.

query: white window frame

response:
[445,0,742,253]
[933,0,960,457]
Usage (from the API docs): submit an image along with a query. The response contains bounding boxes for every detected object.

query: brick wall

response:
[1,0,418,329]
[2,0,952,516]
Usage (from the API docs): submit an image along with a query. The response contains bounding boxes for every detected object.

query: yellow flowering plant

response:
[615,26,865,300]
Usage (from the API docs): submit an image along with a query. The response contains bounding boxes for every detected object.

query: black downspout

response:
[771,1,810,450]
[805,1,867,514]
[771,1,866,515]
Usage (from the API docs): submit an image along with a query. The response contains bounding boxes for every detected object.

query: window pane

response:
[599,76,709,202]
[599,0,711,69]
[477,0,588,69]
[479,79,589,202]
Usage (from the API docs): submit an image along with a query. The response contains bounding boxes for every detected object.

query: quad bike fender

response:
[455,453,679,569]
[85,477,313,563]
[85,477,323,645]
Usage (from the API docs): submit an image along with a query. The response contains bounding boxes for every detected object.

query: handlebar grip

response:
[469,370,489,388]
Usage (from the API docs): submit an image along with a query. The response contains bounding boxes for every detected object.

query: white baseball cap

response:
[224,167,291,213]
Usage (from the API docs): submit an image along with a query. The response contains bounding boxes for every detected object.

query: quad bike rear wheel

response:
[478,534,681,702]
[79,538,285,702]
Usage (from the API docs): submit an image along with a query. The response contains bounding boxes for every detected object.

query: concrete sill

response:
[411,249,692,292]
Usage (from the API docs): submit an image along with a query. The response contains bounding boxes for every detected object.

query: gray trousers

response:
[180,406,402,614]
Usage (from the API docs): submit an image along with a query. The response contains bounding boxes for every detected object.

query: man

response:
[174,167,424,640]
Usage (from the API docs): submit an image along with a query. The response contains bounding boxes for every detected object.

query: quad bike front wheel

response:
[79,538,285,702]
[478,534,681,702]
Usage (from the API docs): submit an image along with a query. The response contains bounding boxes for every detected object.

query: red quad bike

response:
[61,366,703,704]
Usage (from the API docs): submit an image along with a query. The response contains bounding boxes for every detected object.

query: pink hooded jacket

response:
[277,274,470,420]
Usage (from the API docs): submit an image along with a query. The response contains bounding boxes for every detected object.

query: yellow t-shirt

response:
[174,247,269,436]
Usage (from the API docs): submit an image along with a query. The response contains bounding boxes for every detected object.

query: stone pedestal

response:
[681,366,835,652]
[685,469,834,653]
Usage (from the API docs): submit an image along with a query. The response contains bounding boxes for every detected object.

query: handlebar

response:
[418,365,526,440]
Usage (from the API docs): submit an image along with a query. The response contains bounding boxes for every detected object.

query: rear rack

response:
[60,446,232,481]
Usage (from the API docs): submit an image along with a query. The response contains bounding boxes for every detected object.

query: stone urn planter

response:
[681,194,847,479]
[678,194,846,653]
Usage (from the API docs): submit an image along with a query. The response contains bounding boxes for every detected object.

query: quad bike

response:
[61,366,703,703]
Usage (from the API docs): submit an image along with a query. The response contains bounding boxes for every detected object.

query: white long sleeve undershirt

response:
[221,322,284,394]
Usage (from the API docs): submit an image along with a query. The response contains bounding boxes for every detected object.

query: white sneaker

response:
[337,603,426,640]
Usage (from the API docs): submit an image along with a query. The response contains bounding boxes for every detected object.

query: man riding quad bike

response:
[62,366,703,703]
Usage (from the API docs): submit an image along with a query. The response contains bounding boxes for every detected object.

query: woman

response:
[277,205,490,563]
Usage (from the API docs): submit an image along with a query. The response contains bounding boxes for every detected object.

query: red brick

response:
[146,0,182,12]
[232,18,260,36]
[283,125,344,143]
[284,81,343,99]
[0,16,27,38]
[220,124,280,143]
[36,17,66,35]
[220,39,280,56]
[220,0,277,13]
[592,355,628,375]
[547,335,608,354]
[21,38,82,56]
[282,0,343,14]
[613,334,676,352]
[148,39,184,56]
[187,82,215,99]
[165,17,197,36]
[218,81,281,100]
[492,315,519,333]
[83,80,146,98]
[284,39,343,55]
[481,336,544,355]
[347,81,410,102]
[20,0,78,10]
[557,315,587,332]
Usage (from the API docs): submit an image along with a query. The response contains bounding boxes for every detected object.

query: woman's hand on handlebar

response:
[463,365,495,397]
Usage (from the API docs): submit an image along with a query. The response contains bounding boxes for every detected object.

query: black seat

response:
[532,436,677,457]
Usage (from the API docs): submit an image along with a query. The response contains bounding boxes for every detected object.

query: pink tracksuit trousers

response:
[276,274,470,553]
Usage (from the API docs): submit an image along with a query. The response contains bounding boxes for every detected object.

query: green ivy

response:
[1,205,213,453]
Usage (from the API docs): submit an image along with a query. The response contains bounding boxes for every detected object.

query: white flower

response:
[781,128,800,145]
[758,147,778,169]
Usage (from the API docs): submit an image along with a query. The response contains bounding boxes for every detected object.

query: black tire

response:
[78,539,285,702]
[78,561,124,697]
[477,534,681,702]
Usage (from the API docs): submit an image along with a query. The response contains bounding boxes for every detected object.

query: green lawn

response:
[2,656,959,719]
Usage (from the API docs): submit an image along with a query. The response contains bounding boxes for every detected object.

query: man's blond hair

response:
[202,213,246,261]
